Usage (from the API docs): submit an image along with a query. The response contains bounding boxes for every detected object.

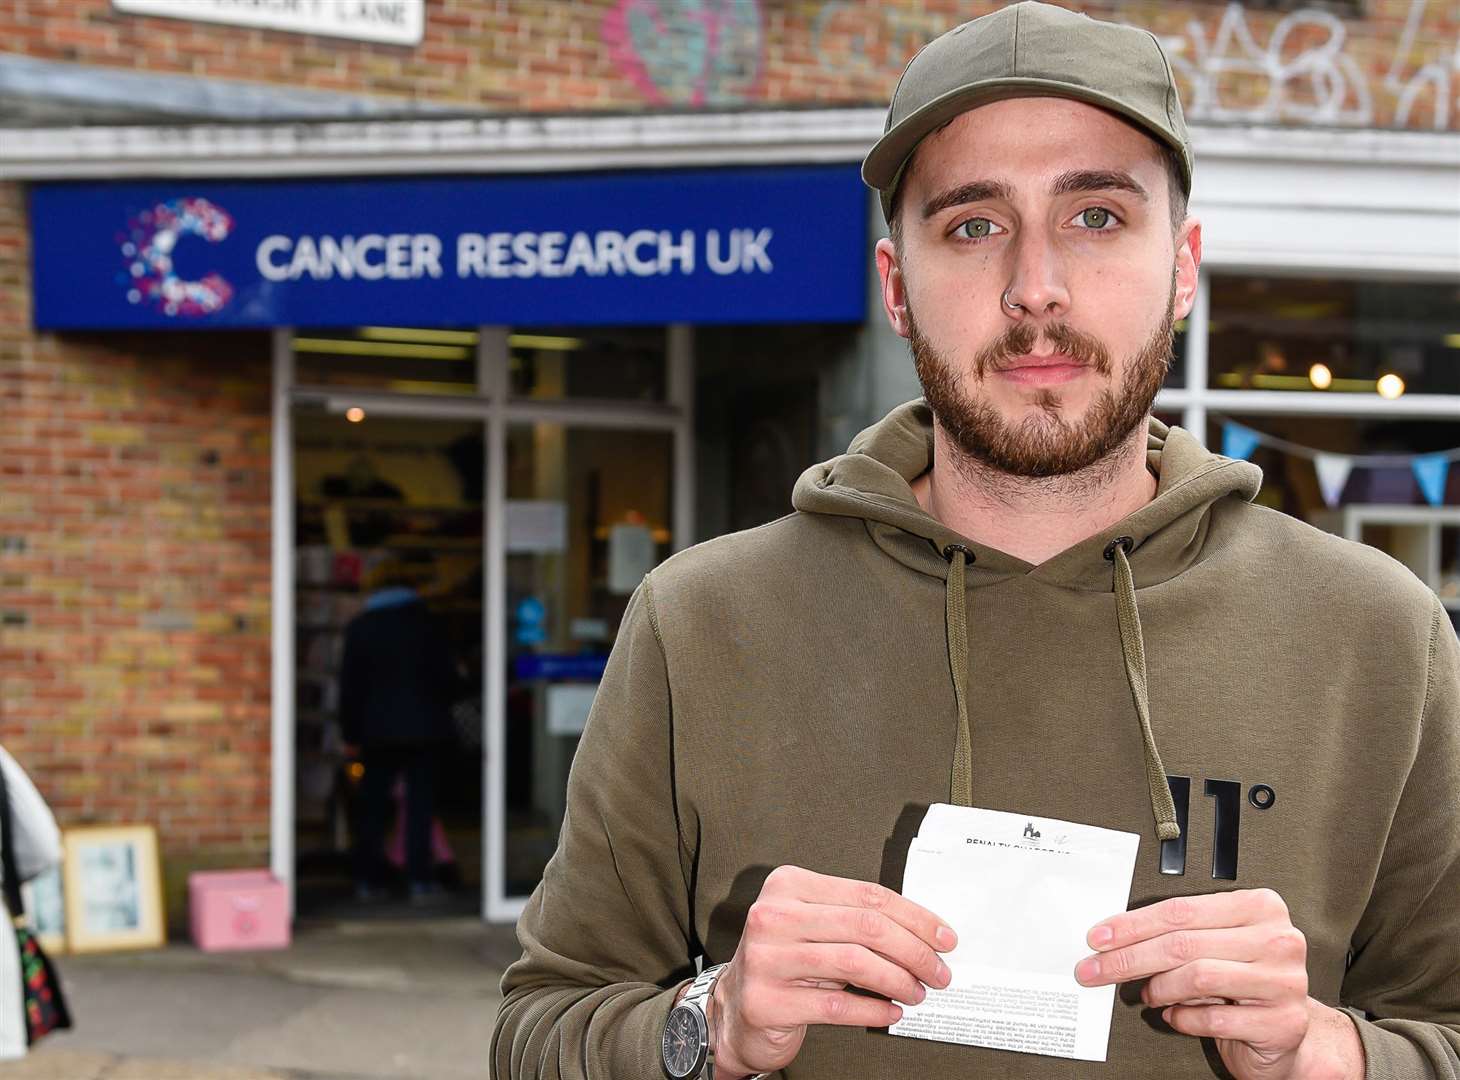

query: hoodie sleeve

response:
[1341,597,1460,1078]
[492,579,698,1079]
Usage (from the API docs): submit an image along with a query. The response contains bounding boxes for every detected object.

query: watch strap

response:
[682,964,768,1080]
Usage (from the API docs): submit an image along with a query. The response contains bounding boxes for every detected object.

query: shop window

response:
[292,326,479,396]
[694,322,854,536]
[509,327,667,403]
[1207,276,1460,397]
[1204,414,1460,518]
[502,422,674,894]
[1204,413,1460,627]
[1166,317,1189,389]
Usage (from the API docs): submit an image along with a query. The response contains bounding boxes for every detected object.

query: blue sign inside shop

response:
[30,166,868,330]
[513,654,609,681]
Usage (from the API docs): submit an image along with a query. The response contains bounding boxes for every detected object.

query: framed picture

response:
[62,825,165,953]
[20,864,66,955]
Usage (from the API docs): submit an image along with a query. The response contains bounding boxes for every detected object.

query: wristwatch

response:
[661,963,768,1080]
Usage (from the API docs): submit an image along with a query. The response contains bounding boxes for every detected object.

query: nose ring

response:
[1002,288,1023,311]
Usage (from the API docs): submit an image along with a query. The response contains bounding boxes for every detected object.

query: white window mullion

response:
[480,327,513,922]
[1182,274,1211,444]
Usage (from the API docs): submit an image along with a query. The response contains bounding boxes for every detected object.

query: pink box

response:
[189,870,290,952]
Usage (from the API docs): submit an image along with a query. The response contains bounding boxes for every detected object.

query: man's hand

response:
[1074,888,1363,1080]
[708,865,956,1080]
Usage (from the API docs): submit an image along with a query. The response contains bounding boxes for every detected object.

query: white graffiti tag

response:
[1159,3,1372,124]
[807,0,1458,132]
[1384,0,1458,129]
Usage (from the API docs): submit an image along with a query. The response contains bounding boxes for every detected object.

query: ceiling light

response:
[345,407,365,423]
[508,334,586,352]
[357,326,480,346]
[292,337,473,361]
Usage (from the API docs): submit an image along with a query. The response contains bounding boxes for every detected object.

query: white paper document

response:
[890,804,1140,1062]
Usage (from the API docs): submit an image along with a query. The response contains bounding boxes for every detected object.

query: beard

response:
[908,287,1175,479]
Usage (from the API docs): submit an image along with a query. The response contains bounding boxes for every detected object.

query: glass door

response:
[499,421,676,898]
[292,405,486,915]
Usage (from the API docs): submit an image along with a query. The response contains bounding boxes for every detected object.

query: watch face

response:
[662,1004,707,1078]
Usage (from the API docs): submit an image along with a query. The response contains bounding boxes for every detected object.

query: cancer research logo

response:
[119,197,234,317]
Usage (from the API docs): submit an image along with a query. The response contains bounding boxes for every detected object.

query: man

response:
[339,571,458,902]
[492,5,1460,1078]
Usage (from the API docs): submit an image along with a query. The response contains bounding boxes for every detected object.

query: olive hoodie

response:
[494,401,1460,1079]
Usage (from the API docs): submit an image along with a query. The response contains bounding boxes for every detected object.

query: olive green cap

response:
[862,1,1193,223]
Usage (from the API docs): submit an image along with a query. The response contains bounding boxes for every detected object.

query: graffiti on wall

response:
[794,0,1457,130]
[1159,3,1373,124]
[1382,0,1458,128]
[812,0,1458,130]
[1155,0,1456,128]
[601,0,1455,128]
[603,0,763,106]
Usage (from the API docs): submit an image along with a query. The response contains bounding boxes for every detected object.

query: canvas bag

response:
[0,763,71,1045]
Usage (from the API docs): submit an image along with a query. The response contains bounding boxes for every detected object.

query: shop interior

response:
[1199,274,1460,628]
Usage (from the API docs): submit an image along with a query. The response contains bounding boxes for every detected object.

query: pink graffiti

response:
[604,0,764,106]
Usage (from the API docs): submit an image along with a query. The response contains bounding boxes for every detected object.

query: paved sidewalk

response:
[2,917,519,1080]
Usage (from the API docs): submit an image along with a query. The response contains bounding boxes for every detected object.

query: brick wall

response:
[0,180,273,914]
[1,0,1455,131]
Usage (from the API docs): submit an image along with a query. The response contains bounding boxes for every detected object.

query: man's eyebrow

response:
[1049,169,1149,200]
[920,180,1016,221]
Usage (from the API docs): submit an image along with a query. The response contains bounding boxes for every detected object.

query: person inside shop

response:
[339,563,459,904]
[491,4,1460,1078]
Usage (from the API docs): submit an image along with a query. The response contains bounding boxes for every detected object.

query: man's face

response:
[875,97,1202,478]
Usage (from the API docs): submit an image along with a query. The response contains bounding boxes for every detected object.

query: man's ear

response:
[876,236,912,339]
[1173,218,1202,321]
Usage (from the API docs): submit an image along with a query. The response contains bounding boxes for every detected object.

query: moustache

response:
[974,322,1114,378]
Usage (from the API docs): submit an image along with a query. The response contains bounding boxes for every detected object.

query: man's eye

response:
[957,217,1000,240]
[1076,207,1117,229]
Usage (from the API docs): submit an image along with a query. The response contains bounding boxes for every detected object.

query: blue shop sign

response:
[30,166,868,330]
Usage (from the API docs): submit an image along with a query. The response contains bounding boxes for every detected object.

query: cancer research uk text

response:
[255,228,775,283]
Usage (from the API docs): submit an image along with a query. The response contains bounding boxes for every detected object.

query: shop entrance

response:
[292,408,486,916]
[276,324,691,919]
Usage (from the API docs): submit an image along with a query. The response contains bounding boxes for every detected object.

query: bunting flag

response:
[1413,454,1451,507]
[1222,422,1262,462]
[1314,454,1355,508]
[1214,415,1460,508]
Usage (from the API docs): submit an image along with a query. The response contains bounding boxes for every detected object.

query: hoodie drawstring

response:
[939,537,1180,842]
[942,545,974,807]
[1105,538,1181,842]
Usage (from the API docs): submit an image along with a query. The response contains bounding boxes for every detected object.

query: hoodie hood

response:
[793,399,1264,835]
[793,399,1262,591]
